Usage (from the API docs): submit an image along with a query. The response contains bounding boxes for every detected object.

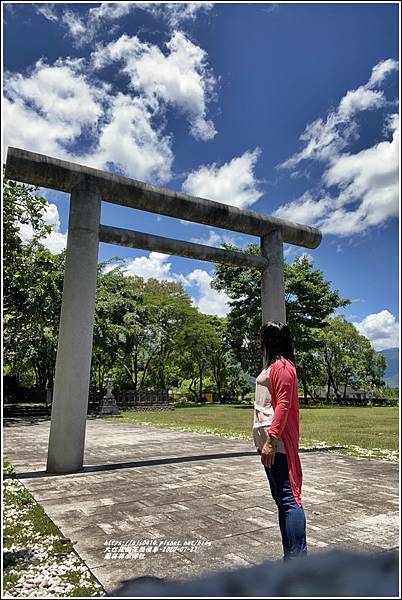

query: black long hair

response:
[260,321,296,368]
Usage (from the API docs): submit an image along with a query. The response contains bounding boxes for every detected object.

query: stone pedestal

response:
[99,373,119,416]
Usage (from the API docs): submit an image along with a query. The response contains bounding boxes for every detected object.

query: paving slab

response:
[3,417,399,596]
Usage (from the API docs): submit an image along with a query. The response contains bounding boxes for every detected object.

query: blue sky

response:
[3,2,400,351]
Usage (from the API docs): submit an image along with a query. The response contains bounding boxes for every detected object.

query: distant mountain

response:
[375,347,399,387]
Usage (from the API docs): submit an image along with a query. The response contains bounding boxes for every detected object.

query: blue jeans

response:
[264,452,307,561]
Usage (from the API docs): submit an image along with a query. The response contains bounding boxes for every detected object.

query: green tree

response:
[3,252,65,388]
[285,255,350,399]
[3,247,66,388]
[211,246,349,396]
[204,315,250,403]
[206,315,230,403]
[177,312,219,402]
[3,177,53,313]
[92,267,197,392]
[368,354,387,389]
[3,177,64,387]
[92,265,144,390]
[142,278,196,389]
[318,316,376,399]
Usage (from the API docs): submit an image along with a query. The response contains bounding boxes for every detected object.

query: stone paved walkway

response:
[3,417,399,595]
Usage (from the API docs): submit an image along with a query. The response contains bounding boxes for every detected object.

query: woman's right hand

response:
[260,436,278,468]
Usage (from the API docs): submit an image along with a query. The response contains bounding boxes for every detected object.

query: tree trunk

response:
[211,351,223,403]
[34,362,47,389]
[324,353,339,401]
[331,378,340,400]
[140,345,161,389]
[302,379,308,402]
[216,372,222,404]
[46,371,54,390]
[189,377,198,400]
[198,362,203,401]
[133,350,138,391]
[299,370,308,402]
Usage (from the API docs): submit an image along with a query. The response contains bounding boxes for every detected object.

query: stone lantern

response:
[99,372,119,416]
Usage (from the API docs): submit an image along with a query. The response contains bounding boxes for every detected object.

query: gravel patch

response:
[3,474,106,597]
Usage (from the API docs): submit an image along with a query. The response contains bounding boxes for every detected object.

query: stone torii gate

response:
[5,147,322,474]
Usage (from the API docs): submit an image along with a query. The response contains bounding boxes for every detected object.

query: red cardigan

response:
[267,357,303,507]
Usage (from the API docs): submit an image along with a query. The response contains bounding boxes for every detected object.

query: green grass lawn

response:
[103,404,399,462]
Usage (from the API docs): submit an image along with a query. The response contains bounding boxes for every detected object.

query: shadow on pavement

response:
[15,450,259,479]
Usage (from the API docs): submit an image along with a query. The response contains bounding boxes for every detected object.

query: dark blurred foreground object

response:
[112,549,398,597]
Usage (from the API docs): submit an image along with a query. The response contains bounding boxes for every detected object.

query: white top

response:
[253,365,286,454]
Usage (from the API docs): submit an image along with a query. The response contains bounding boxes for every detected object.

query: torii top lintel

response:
[5,147,322,250]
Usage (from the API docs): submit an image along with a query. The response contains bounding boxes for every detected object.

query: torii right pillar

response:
[261,229,286,325]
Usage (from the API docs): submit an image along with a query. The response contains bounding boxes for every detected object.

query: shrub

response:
[241,392,254,405]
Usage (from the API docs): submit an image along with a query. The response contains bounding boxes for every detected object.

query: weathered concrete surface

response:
[261,229,286,324]
[5,147,321,249]
[3,418,399,596]
[47,178,101,474]
[99,225,268,270]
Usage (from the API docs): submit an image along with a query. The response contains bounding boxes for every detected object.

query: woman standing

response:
[253,321,307,561]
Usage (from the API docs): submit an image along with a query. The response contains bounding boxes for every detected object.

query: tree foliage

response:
[3,178,64,387]
[317,317,387,399]
[3,178,52,313]
[211,245,350,392]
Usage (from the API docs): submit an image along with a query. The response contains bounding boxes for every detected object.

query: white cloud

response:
[191,230,225,247]
[274,58,399,237]
[275,115,399,236]
[89,2,214,29]
[184,269,231,316]
[353,310,399,351]
[79,93,174,183]
[190,229,240,248]
[337,88,384,120]
[17,203,67,254]
[4,95,72,159]
[182,149,263,209]
[102,253,231,316]
[112,251,176,281]
[319,117,399,235]
[6,58,105,127]
[273,191,332,225]
[36,3,213,46]
[3,58,108,161]
[3,56,174,183]
[35,2,93,41]
[279,58,398,170]
[367,58,399,88]
[141,3,214,28]
[62,10,87,38]
[89,2,134,22]
[294,251,313,263]
[4,28,217,182]
[91,31,217,141]
[35,4,58,22]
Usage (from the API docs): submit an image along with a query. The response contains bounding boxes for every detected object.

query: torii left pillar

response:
[46,177,101,474]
